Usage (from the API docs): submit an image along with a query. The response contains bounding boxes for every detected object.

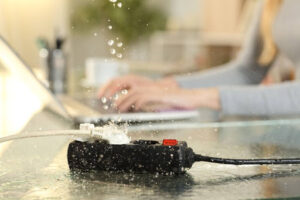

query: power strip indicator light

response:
[162,139,178,146]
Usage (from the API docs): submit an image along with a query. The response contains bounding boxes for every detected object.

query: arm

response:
[175,2,269,88]
[219,81,300,116]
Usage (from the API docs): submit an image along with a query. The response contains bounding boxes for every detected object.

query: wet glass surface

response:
[1,119,300,199]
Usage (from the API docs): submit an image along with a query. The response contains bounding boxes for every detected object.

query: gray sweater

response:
[175,0,300,116]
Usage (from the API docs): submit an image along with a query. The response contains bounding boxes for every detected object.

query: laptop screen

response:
[0,35,71,135]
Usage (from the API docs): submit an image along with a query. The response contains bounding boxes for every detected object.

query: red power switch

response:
[162,139,178,146]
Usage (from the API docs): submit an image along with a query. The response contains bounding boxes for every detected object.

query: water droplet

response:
[121,89,128,95]
[109,0,117,2]
[107,40,114,46]
[117,2,122,7]
[110,48,116,55]
[117,42,123,47]
[101,97,107,104]
[103,105,109,110]
[116,53,123,58]
[108,25,112,30]
[93,32,98,36]
[113,93,119,100]
[116,37,119,40]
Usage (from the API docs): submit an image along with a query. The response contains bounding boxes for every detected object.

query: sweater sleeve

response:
[219,81,300,116]
[175,2,269,88]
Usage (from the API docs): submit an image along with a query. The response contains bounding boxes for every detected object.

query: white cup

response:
[84,58,128,87]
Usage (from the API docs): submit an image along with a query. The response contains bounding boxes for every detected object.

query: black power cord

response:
[194,154,300,165]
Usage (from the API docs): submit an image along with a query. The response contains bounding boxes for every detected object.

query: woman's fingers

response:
[115,88,142,112]
[115,88,166,112]
[98,75,154,99]
[98,79,128,98]
[98,80,114,98]
[104,81,128,98]
[118,95,139,112]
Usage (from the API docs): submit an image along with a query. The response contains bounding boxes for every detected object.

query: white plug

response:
[79,123,95,135]
[75,123,104,142]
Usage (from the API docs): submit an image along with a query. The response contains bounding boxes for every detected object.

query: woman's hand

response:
[114,87,221,112]
[98,75,178,98]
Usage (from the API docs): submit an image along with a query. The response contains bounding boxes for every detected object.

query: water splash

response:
[94,123,130,144]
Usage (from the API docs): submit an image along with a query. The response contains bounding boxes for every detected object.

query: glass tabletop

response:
[1,118,300,200]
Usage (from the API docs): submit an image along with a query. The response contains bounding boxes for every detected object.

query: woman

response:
[99,0,300,116]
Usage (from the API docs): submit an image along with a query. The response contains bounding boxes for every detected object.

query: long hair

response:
[258,0,283,66]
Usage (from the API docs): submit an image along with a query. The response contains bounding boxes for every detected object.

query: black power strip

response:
[67,139,300,174]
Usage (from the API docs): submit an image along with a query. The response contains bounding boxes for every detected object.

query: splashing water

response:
[94,123,130,144]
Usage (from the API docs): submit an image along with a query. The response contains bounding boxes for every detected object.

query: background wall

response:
[0,0,69,70]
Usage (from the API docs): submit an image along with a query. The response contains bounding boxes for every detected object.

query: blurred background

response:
[0,0,258,95]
